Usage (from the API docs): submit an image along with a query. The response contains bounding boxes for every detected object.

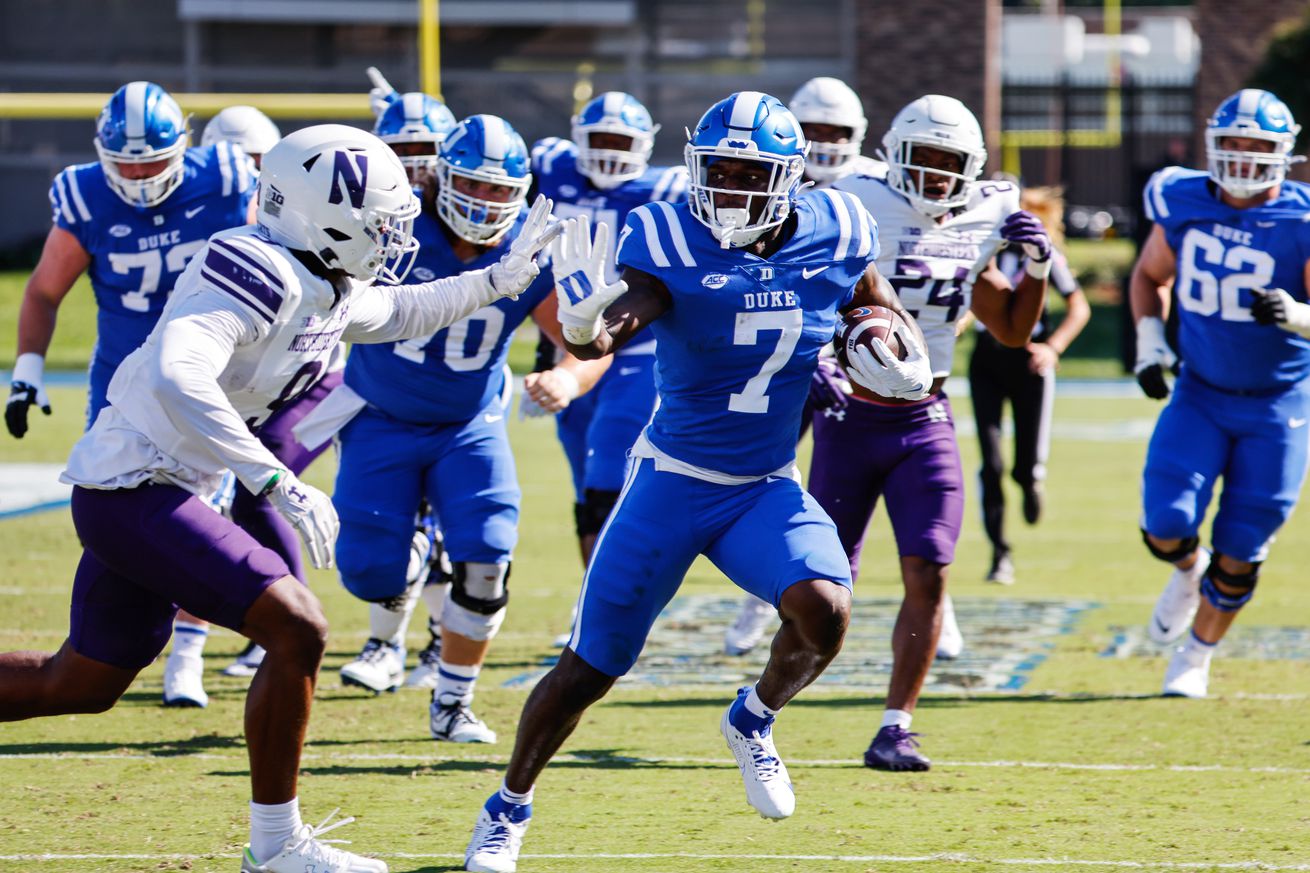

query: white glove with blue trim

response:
[552,215,628,345]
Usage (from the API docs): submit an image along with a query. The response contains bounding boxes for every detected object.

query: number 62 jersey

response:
[835,171,1017,379]
[1144,167,1310,394]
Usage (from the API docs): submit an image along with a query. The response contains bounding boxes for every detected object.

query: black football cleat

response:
[864,725,931,772]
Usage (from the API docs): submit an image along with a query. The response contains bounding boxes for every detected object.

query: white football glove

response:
[1133,315,1176,400]
[845,331,933,401]
[6,352,51,439]
[488,194,562,300]
[265,471,339,570]
[552,215,628,345]
[366,66,398,119]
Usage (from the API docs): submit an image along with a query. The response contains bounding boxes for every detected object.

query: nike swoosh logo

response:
[1154,617,1170,636]
[765,476,778,483]
[1291,418,1307,428]
[619,366,641,376]
[1257,221,1277,228]
[185,205,206,219]
[802,266,830,279]
[483,413,504,423]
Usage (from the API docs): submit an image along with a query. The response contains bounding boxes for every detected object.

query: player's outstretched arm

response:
[519,293,613,416]
[971,211,1051,347]
[7,227,91,438]
[347,195,563,344]
[1129,224,1179,399]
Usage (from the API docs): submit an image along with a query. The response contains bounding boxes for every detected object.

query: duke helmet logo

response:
[328,150,369,208]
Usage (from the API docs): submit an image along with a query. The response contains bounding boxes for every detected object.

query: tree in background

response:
[1249,7,1310,151]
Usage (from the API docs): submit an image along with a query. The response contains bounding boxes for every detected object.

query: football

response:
[833,305,909,370]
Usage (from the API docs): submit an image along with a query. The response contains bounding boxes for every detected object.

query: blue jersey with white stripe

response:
[617,190,879,476]
[344,209,553,424]
[51,143,255,370]
[1144,167,1310,393]
[533,137,687,353]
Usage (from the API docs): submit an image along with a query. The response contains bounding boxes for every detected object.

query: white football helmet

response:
[789,77,867,182]
[257,124,420,284]
[201,106,282,161]
[879,95,987,217]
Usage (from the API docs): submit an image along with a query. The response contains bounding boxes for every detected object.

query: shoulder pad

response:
[49,164,98,226]
[196,230,291,325]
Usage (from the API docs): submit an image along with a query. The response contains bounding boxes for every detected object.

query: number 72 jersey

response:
[1145,167,1310,394]
[50,144,255,370]
[616,191,878,478]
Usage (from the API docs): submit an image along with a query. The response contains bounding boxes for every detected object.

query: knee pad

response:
[575,489,620,538]
[1199,554,1259,613]
[444,561,510,641]
[1141,529,1200,564]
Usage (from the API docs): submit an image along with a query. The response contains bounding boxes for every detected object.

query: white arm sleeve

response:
[152,298,285,496]
[343,266,501,344]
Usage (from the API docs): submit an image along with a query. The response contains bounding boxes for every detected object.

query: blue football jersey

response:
[617,191,879,476]
[344,208,553,424]
[51,143,254,370]
[1145,167,1310,393]
[532,137,687,285]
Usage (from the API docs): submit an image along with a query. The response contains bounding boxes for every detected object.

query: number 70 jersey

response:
[616,191,878,478]
[1144,167,1310,394]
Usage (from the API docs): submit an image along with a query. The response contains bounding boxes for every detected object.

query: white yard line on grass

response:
[1,750,1308,775]
[1,852,1308,870]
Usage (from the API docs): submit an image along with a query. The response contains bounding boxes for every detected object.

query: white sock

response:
[499,780,533,806]
[1183,630,1217,660]
[422,581,449,624]
[436,659,480,707]
[170,621,208,661]
[249,797,302,863]
[743,684,779,719]
[367,597,415,648]
[881,709,913,730]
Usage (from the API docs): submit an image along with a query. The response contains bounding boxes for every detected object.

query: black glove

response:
[1134,364,1171,401]
[6,381,52,439]
[1251,288,1288,326]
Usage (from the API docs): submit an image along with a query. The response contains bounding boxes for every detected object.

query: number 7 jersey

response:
[616,190,878,478]
[1144,167,1310,394]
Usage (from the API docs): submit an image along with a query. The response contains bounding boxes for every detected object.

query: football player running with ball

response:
[817,95,1050,771]
[1134,89,1310,698]
[0,125,562,873]
[462,92,933,873]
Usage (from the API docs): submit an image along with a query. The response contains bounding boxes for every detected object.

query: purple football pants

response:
[69,484,290,670]
[808,394,965,578]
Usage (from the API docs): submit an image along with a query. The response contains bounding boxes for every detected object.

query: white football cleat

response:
[431,701,498,743]
[222,642,266,678]
[404,632,443,689]
[241,809,388,872]
[340,639,405,694]
[720,700,794,819]
[724,595,776,657]
[162,654,208,708]
[936,593,964,661]
[1149,550,1210,645]
[1162,643,1212,699]
[465,797,531,873]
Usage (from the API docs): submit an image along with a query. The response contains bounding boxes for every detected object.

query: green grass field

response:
[3,376,1310,873]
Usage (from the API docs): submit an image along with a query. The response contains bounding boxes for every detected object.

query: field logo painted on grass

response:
[0,463,71,520]
[1102,625,1310,661]
[506,595,1096,692]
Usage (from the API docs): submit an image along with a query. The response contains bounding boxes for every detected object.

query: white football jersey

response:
[63,225,499,497]
[834,174,1018,376]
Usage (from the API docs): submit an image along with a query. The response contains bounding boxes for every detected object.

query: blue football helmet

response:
[436,114,532,245]
[94,81,189,208]
[1206,89,1302,198]
[685,91,808,248]
[572,91,658,190]
[373,92,458,183]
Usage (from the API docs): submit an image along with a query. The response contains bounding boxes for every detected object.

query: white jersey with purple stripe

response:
[61,226,495,499]
[834,173,1018,377]
[50,144,256,369]
[616,190,878,477]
